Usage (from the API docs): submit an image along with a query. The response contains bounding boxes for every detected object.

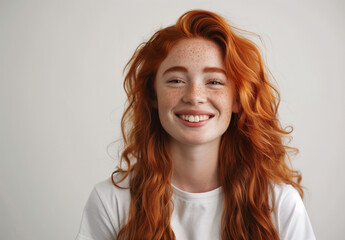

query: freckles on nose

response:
[190,84,204,95]
[185,85,207,103]
[195,88,204,96]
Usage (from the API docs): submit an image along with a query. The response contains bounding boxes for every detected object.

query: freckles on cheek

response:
[217,91,235,116]
[158,89,180,107]
[217,91,232,104]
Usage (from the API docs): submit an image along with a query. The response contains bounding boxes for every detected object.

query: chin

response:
[175,135,220,146]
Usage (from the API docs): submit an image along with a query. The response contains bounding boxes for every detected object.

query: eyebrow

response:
[163,66,226,75]
[203,67,226,75]
[163,66,188,75]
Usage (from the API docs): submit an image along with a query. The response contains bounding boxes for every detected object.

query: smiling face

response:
[155,38,238,147]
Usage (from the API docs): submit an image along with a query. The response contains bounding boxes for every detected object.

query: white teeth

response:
[179,115,210,123]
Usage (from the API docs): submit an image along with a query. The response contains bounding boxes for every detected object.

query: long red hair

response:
[112,9,302,240]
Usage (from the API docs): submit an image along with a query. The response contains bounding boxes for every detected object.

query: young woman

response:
[76,10,315,240]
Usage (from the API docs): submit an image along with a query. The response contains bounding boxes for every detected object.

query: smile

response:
[178,115,211,123]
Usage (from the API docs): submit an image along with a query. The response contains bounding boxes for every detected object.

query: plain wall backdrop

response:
[1,0,344,239]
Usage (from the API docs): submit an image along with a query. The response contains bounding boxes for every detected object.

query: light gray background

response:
[1,0,344,239]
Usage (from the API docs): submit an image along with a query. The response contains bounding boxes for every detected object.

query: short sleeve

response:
[76,187,117,240]
[274,184,316,240]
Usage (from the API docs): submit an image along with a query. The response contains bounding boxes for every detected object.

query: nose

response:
[182,82,207,105]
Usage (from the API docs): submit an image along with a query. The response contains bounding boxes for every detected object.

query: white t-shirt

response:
[76,174,315,240]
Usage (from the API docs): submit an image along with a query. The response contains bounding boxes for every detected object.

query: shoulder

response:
[93,172,131,201]
[271,182,301,208]
[91,172,131,222]
[76,172,131,240]
[270,183,316,240]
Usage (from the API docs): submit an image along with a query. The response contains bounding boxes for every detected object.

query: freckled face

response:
[155,38,238,146]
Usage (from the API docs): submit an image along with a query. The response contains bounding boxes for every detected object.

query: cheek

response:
[215,90,235,116]
[157,89,181,109]
[157,90,181,130]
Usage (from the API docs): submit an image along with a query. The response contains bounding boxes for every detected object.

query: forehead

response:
[157,38,225,71]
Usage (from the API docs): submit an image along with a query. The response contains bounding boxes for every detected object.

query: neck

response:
[170,138,221,193]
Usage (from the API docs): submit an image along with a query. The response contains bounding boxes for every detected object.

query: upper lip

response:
[175,109,215,116]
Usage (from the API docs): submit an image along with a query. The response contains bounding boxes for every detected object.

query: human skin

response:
[154,38,238,192]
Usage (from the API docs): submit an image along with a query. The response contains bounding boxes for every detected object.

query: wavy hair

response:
[112,9,302,240]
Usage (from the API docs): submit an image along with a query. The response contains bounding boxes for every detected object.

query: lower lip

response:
[176,116,211,128]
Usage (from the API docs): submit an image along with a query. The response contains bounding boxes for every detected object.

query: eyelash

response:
[207,79,224,85]
[168,79,183,83]
[167,79,224,85]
